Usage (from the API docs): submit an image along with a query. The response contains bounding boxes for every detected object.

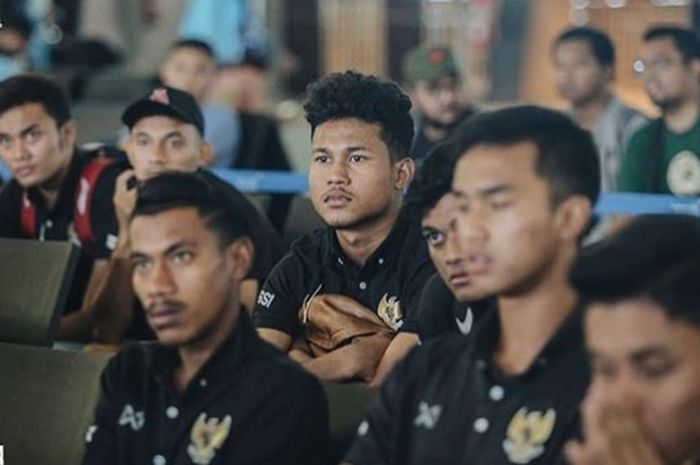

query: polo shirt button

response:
[378,258,384,265]
[200,379,208,387]
[359,281,367,290]
[153,454,166,465]
[489,385,504,401]
[473,417,489,433]
[166,406,179,419]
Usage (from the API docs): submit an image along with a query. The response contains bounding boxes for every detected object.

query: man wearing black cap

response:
[82,172,329,465]
[0,74,125,341]
[91,86,286,342]
[402,43,477,161]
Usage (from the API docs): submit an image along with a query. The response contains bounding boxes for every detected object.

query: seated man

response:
[567,214,700,465]
[93,85,287,342]
[254,71,435,384]
[344,106,600,464]
[403,146,493,342]
[82,172,329,465]
[0,74,124,341]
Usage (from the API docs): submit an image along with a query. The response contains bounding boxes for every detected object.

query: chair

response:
[0,342,111,465]
[0,239,79,346]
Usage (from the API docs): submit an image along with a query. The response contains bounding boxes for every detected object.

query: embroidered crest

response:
[502,407,556,464]
[377,293,403,330]
[187,413,232,465]
[149,88,170,105]
[118,404,145,431]
[413,401,442,430]
[667,150,700,196]
[428,48,446,65]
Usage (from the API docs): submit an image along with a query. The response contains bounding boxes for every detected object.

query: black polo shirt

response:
[199,169,287,282]
[0,149,122,312]
[414,272,492,341]
[345,307,589,465]
[82,311,329,465]
[253,213,435,337]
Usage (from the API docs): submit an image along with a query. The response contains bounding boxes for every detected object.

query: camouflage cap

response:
[401,44,460,85]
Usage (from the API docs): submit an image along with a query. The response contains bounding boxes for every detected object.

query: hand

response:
[114,169,138,235]
[565,392,666,465]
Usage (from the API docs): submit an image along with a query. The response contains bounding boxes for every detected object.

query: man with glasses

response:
[618,26,700,196]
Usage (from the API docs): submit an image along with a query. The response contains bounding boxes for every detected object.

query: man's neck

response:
[36,162,71,210]
[664,97,700,133]
[335,205,400,267]
[572,92,611,130]
[494,250,578,375]
[175,302,239,391]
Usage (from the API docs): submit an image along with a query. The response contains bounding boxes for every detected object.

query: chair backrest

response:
[323,382,376,462]
[0,342,111,465]
[0,238,79,346]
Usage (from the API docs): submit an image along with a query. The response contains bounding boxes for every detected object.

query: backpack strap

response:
[20,190,37,237]
[74,156,117,246]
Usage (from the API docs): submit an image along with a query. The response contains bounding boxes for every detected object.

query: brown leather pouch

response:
[293,293,394,382]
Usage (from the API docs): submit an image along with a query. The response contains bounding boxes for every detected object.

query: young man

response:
[82,172,329,465]
[0,74,123,341]
[93,85,286,342]
[159,39,293,231]
[403,147,492,342]
[254,71,434,384]
[567,214,700,465]
[401,43,477,161]
[553,27,647,192]
[618,26,700,196]
[344,105,600,464]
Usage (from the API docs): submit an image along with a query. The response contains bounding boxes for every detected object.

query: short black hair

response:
[554,27,615,68]
[170,39,215,59]
[132,171,251,247]
[0,74,71,127]
[570,214,700,328]
[447,105,600,207]
[403,144,456,219]
[303,70,414,161]
[644,26,700,63]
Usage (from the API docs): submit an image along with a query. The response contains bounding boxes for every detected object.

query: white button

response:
[359,281,367,290]
[166,406,179,419]
[200,379,208,387]
[46,220,53,228]
[473,417,489,433]
[489,385,505,401]
[357,420,369,436]
[153,455,166,465]
[378,258,384,265]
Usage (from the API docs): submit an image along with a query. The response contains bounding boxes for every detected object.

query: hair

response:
[643,26,700,63]
[1,14,32,41]
[403,144,456,219]
[170,39,215,59]
[303,70,414,161]
[132,171,251,247]
[0,74,71,127]
[570,214,700,328]
[445,105,600,207]
[554,26,615,68]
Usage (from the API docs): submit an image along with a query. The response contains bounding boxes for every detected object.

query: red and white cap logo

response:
[149,88,170,105]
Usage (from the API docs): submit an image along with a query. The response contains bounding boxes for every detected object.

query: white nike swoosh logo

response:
[456,307,474,335]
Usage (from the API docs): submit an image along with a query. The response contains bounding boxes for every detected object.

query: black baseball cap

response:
[122,86,205,135]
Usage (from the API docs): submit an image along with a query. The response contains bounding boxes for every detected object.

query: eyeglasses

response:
[633,58,682,74]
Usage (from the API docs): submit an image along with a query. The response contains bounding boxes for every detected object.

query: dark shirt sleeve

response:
[81,354,123,465]
[415,273,457,340]
[87,163,121,259]
[399,251,435,334]
[252,252,306,337]
[0,182,24,238]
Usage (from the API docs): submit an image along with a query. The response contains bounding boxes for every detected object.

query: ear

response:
[393,157,415,190]
[59,120,77,150]
[226,236,254,282]
[198,141,214,167]
[553,196,593,243]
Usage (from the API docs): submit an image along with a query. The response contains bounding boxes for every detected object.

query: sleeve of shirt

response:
[252,252,306,337]
[415,273,455,341]
[87,163,121,259]
[399,249,435,334]
[343,349,414,465]
[81,354,124,465]
[0,182,24,238]
[617,123,655,193]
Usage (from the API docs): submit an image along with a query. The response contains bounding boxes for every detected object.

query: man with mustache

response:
[254,71,434,384]
[401,43,477,161]
[618,26,700,196]
[344,106,600,464]
[82,172,329,465]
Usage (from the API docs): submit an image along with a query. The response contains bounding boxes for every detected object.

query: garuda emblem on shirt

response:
[187,413,232,465]
[502,407,556,464]
[377,293,403,330]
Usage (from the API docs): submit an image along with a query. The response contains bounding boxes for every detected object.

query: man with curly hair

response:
[253,71,435,385]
